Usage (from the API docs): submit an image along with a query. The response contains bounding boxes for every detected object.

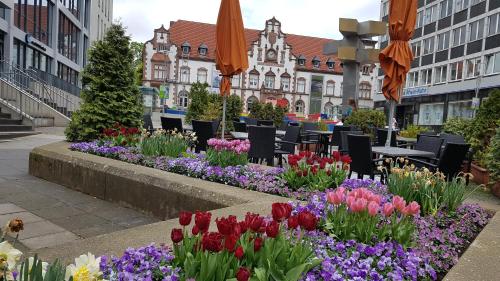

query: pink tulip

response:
[403,201,420,216]
[346,195,356,208]
[367,201,379,216]
[392,196,406,212]
[336,187,346,195]
[327,191,343,205]
[369,195,382,205]
[382,203,395,217]
[351,198,367,213]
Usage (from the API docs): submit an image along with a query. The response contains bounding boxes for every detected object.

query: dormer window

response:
[312,56,320,68]
[198,43,208,56]
[326,58,335,69]
[181,42,191,55]
[297,55,306,66]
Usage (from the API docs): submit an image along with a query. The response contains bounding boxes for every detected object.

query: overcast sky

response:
[114,0,381,43]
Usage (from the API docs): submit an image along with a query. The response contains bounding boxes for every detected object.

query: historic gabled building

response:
[142,18,377,116]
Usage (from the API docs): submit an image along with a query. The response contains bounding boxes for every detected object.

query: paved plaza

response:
[0,133,159,251]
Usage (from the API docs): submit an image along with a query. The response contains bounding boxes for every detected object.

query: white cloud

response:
[114,0,380,42]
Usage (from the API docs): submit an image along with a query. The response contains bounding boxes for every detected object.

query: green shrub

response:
[185,82,210,123]
[442,117,473,136]
[344,109,386,135]
[249,102,288,126]
[400,124,427,138]
[486,127,500,184]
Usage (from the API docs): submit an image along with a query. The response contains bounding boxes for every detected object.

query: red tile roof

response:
[165,20,342,73]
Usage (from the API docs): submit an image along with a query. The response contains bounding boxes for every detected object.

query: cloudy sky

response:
[114,0,381,43]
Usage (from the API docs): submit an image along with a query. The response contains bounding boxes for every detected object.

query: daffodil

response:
[17,257,48,278]
[65,253,102,281]
[0,241,22,272]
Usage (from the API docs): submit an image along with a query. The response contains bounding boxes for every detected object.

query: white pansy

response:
[65,253,102,281]
[0,241,23,271]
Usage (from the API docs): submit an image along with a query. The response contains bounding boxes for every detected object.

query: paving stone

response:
[31,206,85,220]
[0,211,44,226]
[15,199,65,211]
[117,216,160,228]
[21,231,81,250]
[51,214,110,231]
[17,220,67,240]
[0,203,26,214]
[72,224,127,238]
[92,207,146,223]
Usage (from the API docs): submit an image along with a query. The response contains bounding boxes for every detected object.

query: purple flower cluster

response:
[70,141,130,158]
[301,232,437,281]
[100,243,181,281]
[340,179,389,197]
[413,204,492,274]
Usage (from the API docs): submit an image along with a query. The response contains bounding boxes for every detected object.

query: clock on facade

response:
[266,49,277,61]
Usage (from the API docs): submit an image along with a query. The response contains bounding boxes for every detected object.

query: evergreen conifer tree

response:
[65,24,143,141]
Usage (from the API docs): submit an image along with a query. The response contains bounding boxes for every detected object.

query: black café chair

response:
[331,125,352,151]
[376,129,397,147]
[347,135,386,180]
[192,120,217,153]
[408,142,471,180]
[143,114,154,133]
[161,116,183,132]
[413,135,443,160]
[339,130,363,154]
[300,122,320,151]
[233,121,247,133]
[248,125,276,166]
[257,119,274,126]
[275,125,301,167]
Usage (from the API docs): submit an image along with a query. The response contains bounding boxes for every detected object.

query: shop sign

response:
[403,87,428,97]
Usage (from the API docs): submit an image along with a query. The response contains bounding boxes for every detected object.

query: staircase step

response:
[0,112,11,119]
[0,131,39,140]
[0,124,33,132]
[0,118,22,125]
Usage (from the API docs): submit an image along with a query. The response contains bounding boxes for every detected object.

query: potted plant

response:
[486,127,500,198]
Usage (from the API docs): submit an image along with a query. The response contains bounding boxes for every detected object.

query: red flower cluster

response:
[102,124,140,138]
[288,151,351,176]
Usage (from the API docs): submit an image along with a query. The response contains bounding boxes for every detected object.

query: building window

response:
[326,81,335,96]
[471,0,485,5]
[246,96,258,111]
[469,19,484,42]
[198,44,208,56]
[265,74,275,89]
[196,69,207,83]
[382,1,388,17]
[407,71,419,88]
[377,79,383,93]
[57,62,79,85]
[419,103,444,126]
[249,74,259,89]
[295,100,305,114]
[324,102,334,116]
[180,67,190,83]
[466,57,482,78]
[359,83,371,99]
[232,75,240,88]
[411,41,421,58]
[436,32,450,51]
[297,79,306,93]
[485,52,500,75]
[424,5,438,25]
[452,25,466,47]
[178,90,188,109]
[361,65,370,75]
[448,100,474,119]
[420,69,433,85]
[281,77,290,91]
[416,11,424,28]
[158,44,168,51]
[455,0,469,12]
[297,56,306,66]
[440,0,453,19]
[61,0,80,19]
[326,59,335,69]
[434,65,447,84]
[154,64,167,80]
[0,7,5,19]
[312,57,320,68]
[181,42,191,55]
[449,61,464,81]
[488,13,500,36]
[58,12,80,62]
[14,0,53,46]
[423,37,435,55]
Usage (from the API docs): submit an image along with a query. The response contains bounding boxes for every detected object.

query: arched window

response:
[246,96,259,112]
[265,71,276,89]
[297,78,306,93]
[197,68,207,83]
[326,81,335,96]
[232,75,241,88]
[180,67,190,83]
[178,90,189,109]
[248,69,260,89]
[359,82,372,99]
[295,100,305,114]
[324,102,334,116]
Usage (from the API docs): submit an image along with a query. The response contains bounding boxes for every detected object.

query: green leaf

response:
[285,263,308,281]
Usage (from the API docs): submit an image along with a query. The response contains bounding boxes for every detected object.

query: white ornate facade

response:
[142,18,376,116]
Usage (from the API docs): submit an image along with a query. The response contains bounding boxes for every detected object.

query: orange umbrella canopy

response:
[215,0,249,96]
[379,0,417,102]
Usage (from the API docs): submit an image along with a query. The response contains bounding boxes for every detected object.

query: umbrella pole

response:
[221,95,227,140]
[385,99,395,147]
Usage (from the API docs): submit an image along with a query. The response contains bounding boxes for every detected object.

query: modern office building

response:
[375,0,500,129]
[0,0,113,88]
[142,18,377,117]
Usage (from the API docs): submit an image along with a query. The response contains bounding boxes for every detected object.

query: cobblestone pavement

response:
[0,134,159,251]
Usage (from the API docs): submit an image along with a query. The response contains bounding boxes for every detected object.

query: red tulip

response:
[224,234,239,252]
[234,246,244,260]
[298,211,317,231]
[238,221,248,234]
[287,215,299,229]
[216,215,237,236]
[272,203,292,222]
[341,155,352,164]
[265,220,280,238]
[246,213,265,232]
[195,211,212,233]
[192,225,200,235]
[171,228,183,244]
[178,211,192,226]
[236,267,251,281]
[332,151,341,162]
[201,232,224,252]
[253,237,263,252]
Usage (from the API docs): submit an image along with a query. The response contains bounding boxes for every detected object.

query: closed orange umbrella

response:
[379,0,417,102]
[215,0,248,138]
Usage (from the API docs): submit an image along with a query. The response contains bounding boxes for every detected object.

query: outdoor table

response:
[372,146,435,158]
[183,124,193,131]
[397,136,417,144]
[230,131,283,140]
[306,130,333,156]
